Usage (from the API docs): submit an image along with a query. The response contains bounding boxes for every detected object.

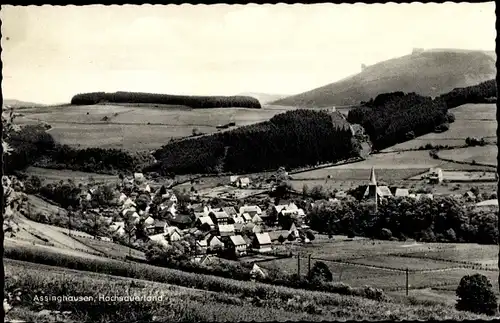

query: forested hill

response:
[147,109,358,175]
[70,92,262,109]
[347,92,450,151]
[271,49,496,107]
[346,80,497,152]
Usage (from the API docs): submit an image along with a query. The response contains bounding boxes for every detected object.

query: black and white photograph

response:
[1,2,498,322]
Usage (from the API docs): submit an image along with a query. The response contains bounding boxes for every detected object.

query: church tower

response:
[367,167,378,212]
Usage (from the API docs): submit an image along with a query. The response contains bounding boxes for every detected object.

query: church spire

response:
[369,167,377,186]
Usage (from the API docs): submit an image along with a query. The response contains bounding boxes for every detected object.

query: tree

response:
[305,230,315,241]
[309,261,333,283]
[456,274,497,315]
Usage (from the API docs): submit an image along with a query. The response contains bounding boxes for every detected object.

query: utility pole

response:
[297,254,300,277]
[406,268,409,296]
[307,254,312,278]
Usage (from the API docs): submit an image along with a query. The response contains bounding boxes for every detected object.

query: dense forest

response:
[70,91,262,109]
[438,79,497,109]
[308,196,498,245]
[148,109,359,175]
[347,92,450,151]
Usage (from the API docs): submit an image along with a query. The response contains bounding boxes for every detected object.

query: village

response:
[73,163,497,267]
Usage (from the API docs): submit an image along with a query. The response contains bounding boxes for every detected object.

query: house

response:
[144,216,155,226]
[288,223,300,240]
[99,236,113,242]
[218,224,236,237]
[230,175,240,185]
[134,172,145,183]
[428,167,444,184]
[196,240,208,254]
[394,188,409,197]
[234,222,244,233]
[269,230,290,243]
[196,216,215,230]
[250,263,268,280]
[206,234,225,252]
[159,201,177,217]
[119,193,128,203]
[165,226,183,242]
[253,232,272,252]
[169,194,178,203]
[228,235,248,257]
[464,191,476,201]
[170,214,193,230]
[209,210,231,225]
[233,215,245,224]
[273,202,298,214]
[109,221,126,237]
[222,206,238,218]
[239,205,262,217]
[149,233,169,247]
[252,214,264,225]
[123,210,141,224]
[149,220,168,235]
[236,177,251,188]
[241,213,253,223]
[123,198,137,209]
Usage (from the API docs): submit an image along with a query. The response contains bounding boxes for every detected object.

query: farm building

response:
[475,199,498,210]
[236,177,251,188]
[273,202,298,214]
[394,188,409,197]
[218,224,236,237]
[230,176,240,184]
[209,210,231,225]
[239,205,262,217]
[196,216,215,230]
[228,235,248,257]
[428,168,444,184]
[253,232,273,252]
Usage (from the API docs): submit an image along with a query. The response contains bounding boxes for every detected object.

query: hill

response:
[71,91,262,109]
[271,49,496,107]
[148,109,358,175]
[3,99,45,108]
[237,92,288,104]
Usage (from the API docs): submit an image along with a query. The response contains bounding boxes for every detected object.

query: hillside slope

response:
[271,49,496,107]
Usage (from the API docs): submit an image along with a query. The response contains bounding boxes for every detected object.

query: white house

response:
[239,205,262,217]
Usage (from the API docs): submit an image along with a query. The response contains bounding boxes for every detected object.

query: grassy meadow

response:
[381,103,496,152]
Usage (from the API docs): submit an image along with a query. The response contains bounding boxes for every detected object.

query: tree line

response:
[307,196,498,244]
[438,79,497,109]
[148,109,359,175]
[70,91,262,109]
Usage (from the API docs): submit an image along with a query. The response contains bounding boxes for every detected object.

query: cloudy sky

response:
[1,3,496,104]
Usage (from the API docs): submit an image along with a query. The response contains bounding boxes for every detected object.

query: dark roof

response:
[170,214,193,224]
[154,220,168,228]
[268,230,289,241]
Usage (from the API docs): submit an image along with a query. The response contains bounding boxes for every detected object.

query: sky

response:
[1,2,496,104]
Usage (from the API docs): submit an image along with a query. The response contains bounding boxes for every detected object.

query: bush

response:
[309,261,333,283]
[456,274,497,315]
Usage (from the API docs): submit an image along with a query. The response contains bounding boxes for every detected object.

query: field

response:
[409,170,497,182]
[197,185,268,199]
[4,245,493,321]
[257,238,499,304]
[25,166,119,184]
[72,236,146,260]
[381,104,496,152]
[437,145,497,166]
[15,104,299,151]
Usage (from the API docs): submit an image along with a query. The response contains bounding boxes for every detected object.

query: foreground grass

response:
[4,245,493,320]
